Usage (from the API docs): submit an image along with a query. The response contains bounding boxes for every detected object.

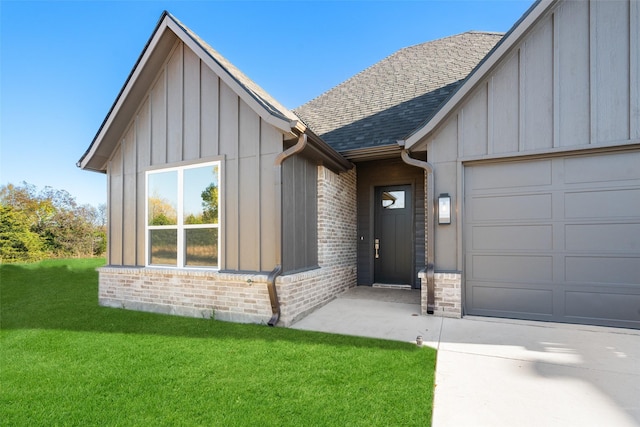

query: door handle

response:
[374,239,380,259]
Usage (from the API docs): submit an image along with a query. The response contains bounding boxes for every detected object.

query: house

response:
[79,0,640,329]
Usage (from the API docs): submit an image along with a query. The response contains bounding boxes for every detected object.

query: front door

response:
[374,185,413,285]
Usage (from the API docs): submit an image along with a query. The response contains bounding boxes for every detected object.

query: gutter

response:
[266,133,309,326]
[399,149,435,314]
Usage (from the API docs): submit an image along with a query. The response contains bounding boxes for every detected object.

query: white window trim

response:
[145,160,222,270]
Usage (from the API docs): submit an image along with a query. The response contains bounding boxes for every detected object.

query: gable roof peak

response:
[79,10,303,172]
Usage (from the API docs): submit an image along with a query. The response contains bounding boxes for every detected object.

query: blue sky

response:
[1,0,533,207]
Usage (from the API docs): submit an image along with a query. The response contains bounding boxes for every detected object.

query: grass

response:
[0,258,435,426]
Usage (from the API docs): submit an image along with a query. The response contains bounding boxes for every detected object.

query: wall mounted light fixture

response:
[438,193,451,225]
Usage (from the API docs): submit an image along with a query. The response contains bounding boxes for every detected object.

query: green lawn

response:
[0,258,435,426]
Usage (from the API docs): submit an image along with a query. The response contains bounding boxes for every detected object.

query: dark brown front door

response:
[374,185,413,285]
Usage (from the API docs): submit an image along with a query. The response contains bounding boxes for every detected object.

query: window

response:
[146,161,221,268]
[381,190,405,209]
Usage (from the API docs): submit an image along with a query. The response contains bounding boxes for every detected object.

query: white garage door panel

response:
[464,151,640,329]
[564,151,640,183]
[468,159,552,189]
[565,189,640,218]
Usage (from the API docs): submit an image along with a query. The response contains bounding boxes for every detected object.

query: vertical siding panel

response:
[461,85,488,156]
[122,126,136,266]
[219,82,239,158]
[260,124,281,271]
[166,43,183,163]
[260,150,277,272]
[136,98,151,169]
[238,100,260,271]
[224,159,239,270]
[523,18,553,151]
[518,47,526,151]
[150,71,167,166]
[491,53,520,153]
[589,0,597,144]
[631,0,639,139]
[305,159,318,267]
[109,146,123,265]
[595,0,630,142]
[183,46,201,160]
[136,99,151,266]
[430,116,458,162]
[557,0,590,147]
[239,100,259,158]
[281,157,295,273]
[487,78,494,154]
[239,156,259,270]
[219,81,239,270]
[295,158,306,269]
[200,65,220,157]
[260,152,277,270]
[553,11,559,148]
[136,172,146,265]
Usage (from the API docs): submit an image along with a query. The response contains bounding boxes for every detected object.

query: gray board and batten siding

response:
[282,154,319,274]
[413,0,640,328]
[106,40,283,273]
[356,159,425,288]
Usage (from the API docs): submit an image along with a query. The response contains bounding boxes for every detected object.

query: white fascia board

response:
[166,19,294,135]
[403,0,556,151]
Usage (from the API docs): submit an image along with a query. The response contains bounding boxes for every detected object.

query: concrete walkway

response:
[291,287,640,426]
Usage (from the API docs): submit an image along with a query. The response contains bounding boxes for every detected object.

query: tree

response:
[0,182,107,262]
[201,183,218,224]
[0,205,45,262]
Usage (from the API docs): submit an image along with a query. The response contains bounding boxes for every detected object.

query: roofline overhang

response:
[338,144,403,162]
[291,127,353,173]
[78,11,297,172]
[401,0,556,151]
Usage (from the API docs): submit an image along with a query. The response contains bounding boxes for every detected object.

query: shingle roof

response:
[293,31,503,154]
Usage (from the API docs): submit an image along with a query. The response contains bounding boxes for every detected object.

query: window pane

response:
[185,228,218,267]
[184,165,219,225]
[148,171,178,225]
[150,229,177,265]
[382,191,405,209]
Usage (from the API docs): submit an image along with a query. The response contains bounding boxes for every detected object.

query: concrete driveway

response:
[291,287,640,426]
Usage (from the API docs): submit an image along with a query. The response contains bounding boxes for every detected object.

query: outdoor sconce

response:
[438,193,451,225]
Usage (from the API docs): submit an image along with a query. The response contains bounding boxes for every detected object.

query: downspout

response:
[400,149,435,314]
[267,133,308,326]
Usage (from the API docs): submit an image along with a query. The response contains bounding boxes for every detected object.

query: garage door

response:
[464,150,640,329]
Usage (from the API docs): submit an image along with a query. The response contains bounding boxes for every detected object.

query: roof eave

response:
[79,12,297,172]
[78,11,174,172]
[301,129,353,173]
[403,0,556,151]
[165,16,296,133]
[339,144,402,162]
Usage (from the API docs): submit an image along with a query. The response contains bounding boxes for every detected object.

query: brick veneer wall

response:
[277,166,357,325]
[419,271,462,317]
[97,165,357,326]
[98,267,273,323]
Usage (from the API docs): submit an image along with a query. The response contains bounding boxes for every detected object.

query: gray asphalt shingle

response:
[293,31,503,153]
